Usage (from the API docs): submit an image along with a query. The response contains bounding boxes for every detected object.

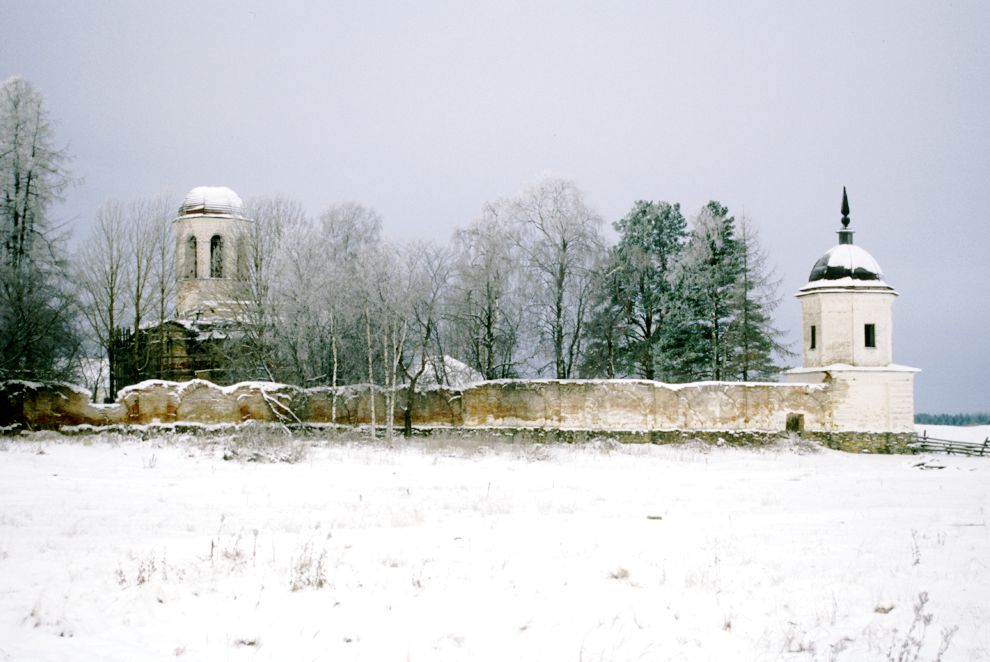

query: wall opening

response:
[786,413,805,432]
[865,323,876,348]
[210,235,224,278]
[185,236,197,279]
[810,325,817,350]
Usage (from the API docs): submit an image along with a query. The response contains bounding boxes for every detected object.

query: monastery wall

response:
[1,377,919,451]
[0,376,874,434]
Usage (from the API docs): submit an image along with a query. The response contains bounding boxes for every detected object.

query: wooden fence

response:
[910,431,990,456]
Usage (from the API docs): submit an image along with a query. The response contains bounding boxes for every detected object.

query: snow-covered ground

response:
[915,424,990,444]
[1,431,988,661]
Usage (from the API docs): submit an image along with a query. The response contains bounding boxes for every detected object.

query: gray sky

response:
[4,1,988,413]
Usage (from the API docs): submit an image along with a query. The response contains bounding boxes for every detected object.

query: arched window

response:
[210,235,223,278]
[185,236,197,279]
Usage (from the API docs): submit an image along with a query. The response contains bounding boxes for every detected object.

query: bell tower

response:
[173,186,252,320]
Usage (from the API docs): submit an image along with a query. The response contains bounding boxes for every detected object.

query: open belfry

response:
[173,186,252,320]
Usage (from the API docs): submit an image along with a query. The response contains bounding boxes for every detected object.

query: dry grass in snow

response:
[0,431,987,661]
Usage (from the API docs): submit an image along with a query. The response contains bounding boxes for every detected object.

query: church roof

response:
[179,186,245,219]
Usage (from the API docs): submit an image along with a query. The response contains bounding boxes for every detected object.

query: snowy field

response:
[1,429,988,661]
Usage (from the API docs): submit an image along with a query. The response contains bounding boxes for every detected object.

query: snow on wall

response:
[1,377,844,434]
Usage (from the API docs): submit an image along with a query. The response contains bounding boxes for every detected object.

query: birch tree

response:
[511,176,604,378]
[399,242,451,436]
[447,202,523,379]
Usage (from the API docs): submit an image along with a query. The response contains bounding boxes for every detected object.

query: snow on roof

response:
[807,243,887,285]
[786,363,920,374]
[179,186,245,219]
[798,277,896,294]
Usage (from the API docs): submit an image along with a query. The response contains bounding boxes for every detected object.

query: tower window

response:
[865,323,876,348]
[210,235,224,278]
[185,236,197,279]
[810,325,817,350]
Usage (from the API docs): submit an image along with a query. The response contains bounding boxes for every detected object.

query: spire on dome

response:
[838,187,853,245]
[841,187,850,227]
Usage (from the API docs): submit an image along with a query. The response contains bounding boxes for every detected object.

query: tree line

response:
[915,413,990,427]
[1,76,791,408]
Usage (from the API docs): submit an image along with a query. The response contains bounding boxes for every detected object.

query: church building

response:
[116,186,255,386]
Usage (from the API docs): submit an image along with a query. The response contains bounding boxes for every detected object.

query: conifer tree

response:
[665,201,742,381]
[725,217,792,380]
[584,201,686,379]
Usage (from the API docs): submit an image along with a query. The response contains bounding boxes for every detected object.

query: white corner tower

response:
[174,186,252,320]
[786,189,918,433]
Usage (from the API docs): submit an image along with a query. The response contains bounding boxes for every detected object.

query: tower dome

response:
[179,186,245,218]
[807,244,884,283]
[800,187,892,292]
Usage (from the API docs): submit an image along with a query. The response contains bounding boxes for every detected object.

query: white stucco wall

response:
[798,287,896,367]
[785,366,917,433]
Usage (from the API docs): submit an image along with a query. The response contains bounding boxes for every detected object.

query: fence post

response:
[982,437,988,457]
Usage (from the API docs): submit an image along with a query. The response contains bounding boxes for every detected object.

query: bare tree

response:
[77,202,128,398]
[147,195,175,377]
[120,197,167,382]
[511,176,604,378]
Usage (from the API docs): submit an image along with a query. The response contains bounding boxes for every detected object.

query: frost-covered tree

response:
[398,242,451,436]
[663,202,788,383]
[225,195,300,382]
[724,216,792,381]
[610,201,687,379]
[0,77,80,381]
[577,251,625,378]
[0,77,72,267]
[665,201,742,381]
[446,202,524,380]
[511,176,604,378]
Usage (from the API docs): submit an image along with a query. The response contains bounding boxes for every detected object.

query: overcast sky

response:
[3,1,988,413]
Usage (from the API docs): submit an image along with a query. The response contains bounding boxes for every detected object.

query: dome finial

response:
[838,187,854,244]
[840,187,850,228]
